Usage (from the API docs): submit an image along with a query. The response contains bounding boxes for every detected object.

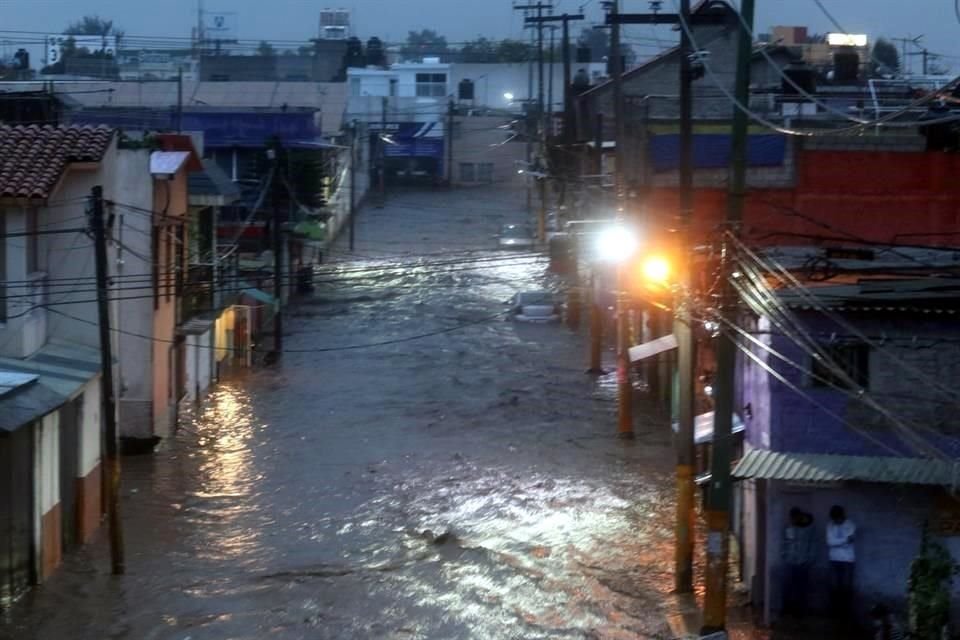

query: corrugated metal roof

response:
[732,449,960,486]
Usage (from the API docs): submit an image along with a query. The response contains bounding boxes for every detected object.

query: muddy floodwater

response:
[1,187,685,640]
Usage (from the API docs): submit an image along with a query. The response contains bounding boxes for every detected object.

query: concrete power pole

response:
[702,0,755,633]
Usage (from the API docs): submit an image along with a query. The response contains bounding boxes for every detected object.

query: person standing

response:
[826,505,856,619]
[782,507,816,616]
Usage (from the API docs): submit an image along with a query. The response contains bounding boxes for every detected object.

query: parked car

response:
[507,291,561,323]
[498,223,535,249]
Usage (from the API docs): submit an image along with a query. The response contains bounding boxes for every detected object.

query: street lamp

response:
[594,224,638,437]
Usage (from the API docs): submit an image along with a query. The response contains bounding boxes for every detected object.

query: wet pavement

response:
[1,185,690,640]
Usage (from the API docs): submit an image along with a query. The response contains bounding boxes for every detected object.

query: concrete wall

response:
[184,331,213,401]
[741,311,960,457]
[754,480,960,622]
[151,168,190,437]
[450,115,526,186]
[33,412,60,581]
[112,149,156,439]
[76,377,101,543]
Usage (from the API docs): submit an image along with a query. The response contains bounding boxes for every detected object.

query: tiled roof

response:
[0,124,114,201]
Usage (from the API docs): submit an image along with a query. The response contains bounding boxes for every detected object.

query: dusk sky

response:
[1,0,956,74]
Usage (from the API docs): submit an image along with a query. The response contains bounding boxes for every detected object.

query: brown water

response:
[1,186,682,640]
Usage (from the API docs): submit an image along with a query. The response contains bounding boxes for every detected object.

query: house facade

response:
[0,124,115,604]
[729,274,960,622]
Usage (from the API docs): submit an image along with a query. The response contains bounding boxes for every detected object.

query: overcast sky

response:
[1,0,957,73]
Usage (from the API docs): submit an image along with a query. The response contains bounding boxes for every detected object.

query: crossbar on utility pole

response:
[702,0,755,633]
[90,185,125,576]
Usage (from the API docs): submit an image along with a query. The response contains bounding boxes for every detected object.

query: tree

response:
[401,29,449,60]
[495,39,533,63]
[257,40,276,57]
[871,37,899,77]
[64,15,122,38]
[461,37,497,63]
[576,27,634,66]
[365,37,387,67]
[334,36,366,81]
[907,525,959,639]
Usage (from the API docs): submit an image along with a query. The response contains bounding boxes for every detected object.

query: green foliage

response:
[908,523,959,640]
[494,39,533,63]
[401,29,449,60]
[871,38,900,76]
[256,41,276,57]
[461,37,497,63]
[64,15,122,37]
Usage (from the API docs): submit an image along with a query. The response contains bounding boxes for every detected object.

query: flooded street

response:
[1,186,683,640]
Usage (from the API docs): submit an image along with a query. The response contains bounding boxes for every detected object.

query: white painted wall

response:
[78,377,101,477]
[111,150,155,410]
[35,412,60,517]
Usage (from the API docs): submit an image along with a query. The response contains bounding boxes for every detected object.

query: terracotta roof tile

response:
[0,125,115,202]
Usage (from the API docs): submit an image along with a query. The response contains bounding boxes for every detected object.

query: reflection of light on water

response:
[383,471,669,637]
[189,386,262,562]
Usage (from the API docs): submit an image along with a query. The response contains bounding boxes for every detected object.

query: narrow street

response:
[0,186,684,640]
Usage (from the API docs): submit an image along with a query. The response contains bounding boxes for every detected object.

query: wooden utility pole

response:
[90,185,125,575]
[348,120,357,252]
[446,99,455,187]
[607,0,633,438]
[176,66,183,133]
[269,144,284,357]
[702,0,755,633]
[379,96,387,204]
[607,0,728,591]
[675,0,697,596]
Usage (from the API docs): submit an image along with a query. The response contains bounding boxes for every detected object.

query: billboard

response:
[46,34,116,64]
[202,11,239,40]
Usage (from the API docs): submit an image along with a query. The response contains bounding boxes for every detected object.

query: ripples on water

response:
[1,188,681,640]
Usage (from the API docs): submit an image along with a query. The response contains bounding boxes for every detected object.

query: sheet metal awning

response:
[0,340,100,400]
[732,449,960,487]
[629,333,678,363]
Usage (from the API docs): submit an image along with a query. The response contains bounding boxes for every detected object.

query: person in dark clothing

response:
[781,507,816,616]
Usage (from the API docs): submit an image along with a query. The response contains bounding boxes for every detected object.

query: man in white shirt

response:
[827,504,856,620]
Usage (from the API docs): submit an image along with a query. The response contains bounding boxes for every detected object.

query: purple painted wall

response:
[738,309,960,458]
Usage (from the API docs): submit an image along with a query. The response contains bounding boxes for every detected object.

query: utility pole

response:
[348,120,357,252]
[516,2,554,220]
[547,25,556,137]
[702,0,755,633]
[608,0,633,438]
[447,99,455,188]
[379,96,387,205]
[176,66,183,133]
[269,143,284,357]
[674,0,697,596]
[90,185,125,576]
[525,13,584,138]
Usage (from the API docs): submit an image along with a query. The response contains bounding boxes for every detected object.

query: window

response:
[389,78,398,97]
[478,162,494,183]
[459,162,476,182]
[811,343,870,390]
[415,73,447,97]
[349,77,361,97]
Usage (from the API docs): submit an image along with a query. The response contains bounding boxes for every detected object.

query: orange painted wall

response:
[645,149,960,248]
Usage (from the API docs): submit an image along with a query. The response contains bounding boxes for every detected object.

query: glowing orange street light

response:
[641,254,671,285]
